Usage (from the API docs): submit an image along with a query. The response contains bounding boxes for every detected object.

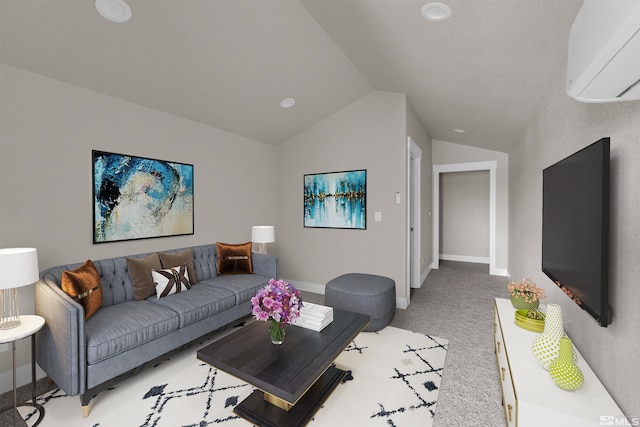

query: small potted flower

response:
[251,279,303,344]
[507,277,545,310]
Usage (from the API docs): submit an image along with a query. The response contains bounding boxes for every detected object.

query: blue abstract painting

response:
[304,170,366,229]
[93,151,194,243]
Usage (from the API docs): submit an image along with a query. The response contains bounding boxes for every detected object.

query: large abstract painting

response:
[304,169,366,229]
[93,151,194,243]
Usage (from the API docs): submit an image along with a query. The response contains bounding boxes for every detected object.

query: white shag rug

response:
[21,326,448,427]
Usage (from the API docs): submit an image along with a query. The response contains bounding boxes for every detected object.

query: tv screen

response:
[542,137,610,327]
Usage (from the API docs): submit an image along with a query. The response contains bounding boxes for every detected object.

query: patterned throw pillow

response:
[216,242,253,275]
[152,264,191,298]
[61,259,103,320]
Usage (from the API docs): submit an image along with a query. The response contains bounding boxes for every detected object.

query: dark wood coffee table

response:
[197,309,369,427]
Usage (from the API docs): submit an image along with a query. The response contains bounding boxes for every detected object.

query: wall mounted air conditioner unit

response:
[566,0,640,103]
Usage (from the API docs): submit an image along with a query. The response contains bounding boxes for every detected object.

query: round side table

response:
[0,315,45,426]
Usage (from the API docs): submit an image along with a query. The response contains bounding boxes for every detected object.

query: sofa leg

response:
[80,394,92,417]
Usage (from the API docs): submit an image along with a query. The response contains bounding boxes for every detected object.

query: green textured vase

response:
[532,303,564,369]
[549,337,584,391]
[510,295,540,310]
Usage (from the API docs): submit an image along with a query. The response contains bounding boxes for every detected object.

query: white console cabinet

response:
[494,298,624,426]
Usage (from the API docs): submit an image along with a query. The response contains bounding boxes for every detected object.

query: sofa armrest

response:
[252,253,278,279]
[35,280,86,396]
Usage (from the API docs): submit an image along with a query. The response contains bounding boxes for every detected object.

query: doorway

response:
[439,170,490,263]
[432,161,498,275]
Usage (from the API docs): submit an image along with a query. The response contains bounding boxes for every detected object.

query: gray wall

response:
[440,170,490,261]
[0,64,277,394]
[276,91,430,306]
[509,62,640,415]
[0,71,432,395]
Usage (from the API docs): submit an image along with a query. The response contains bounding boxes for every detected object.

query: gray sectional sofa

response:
[34,243,277,416]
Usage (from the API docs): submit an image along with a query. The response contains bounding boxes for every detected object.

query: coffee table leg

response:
[264,393,293,412]
[235,366,347,427]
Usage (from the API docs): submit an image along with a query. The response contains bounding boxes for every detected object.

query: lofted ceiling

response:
[0,0,584,153]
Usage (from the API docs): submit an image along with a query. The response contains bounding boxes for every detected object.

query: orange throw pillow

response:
[61,260,103,320]
[216,242,253,275]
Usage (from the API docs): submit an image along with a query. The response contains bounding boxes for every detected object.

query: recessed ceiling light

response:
[280,98,296,109]
[454,128,466,134]
[421,2,451,22]
[95,0,132,23]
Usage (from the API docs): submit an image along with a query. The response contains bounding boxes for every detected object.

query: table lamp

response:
[251,226,275,255]
[0,248,39,330]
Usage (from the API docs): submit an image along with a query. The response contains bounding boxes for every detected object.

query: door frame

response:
[407,137,422,298]
[432,161,498,275]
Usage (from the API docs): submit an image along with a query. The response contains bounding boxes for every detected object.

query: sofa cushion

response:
[159,249,198,284]
[152,264,191,298]
[85,300,180,365]
[216,242,253,275]
[61,260,103,320]
[127,253,162,300]
[150,283,236,328]
[191,244,217,281]
[209,274,271,305]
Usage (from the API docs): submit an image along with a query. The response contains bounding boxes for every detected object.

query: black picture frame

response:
[303,169,366,229]
[92,150,194,243]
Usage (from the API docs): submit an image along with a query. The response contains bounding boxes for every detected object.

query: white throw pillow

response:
[152,264,191,298]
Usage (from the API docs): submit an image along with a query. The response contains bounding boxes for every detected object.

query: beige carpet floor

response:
[304,261,508,427]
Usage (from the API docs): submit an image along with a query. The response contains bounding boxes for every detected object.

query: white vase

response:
[532,303,565,370]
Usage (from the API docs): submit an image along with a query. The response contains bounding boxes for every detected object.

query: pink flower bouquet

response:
[507,278,545,304]
[251,279,303,343]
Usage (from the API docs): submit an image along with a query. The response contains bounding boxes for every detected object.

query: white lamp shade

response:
[251,226,275,243]
[0,248,39,290]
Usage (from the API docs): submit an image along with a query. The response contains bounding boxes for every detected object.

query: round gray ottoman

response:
[325,273,395,332]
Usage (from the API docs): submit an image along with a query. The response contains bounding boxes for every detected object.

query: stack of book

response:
[292,303,333,332]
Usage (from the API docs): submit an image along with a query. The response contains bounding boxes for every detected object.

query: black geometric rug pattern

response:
[21,326,447,427]
[332,333,447,426]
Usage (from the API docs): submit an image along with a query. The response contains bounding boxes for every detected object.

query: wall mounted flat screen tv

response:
[542,137,611,327]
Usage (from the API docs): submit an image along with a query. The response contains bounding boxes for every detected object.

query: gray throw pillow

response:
[159,248,198,284]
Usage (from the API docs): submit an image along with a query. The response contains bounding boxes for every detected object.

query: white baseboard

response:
[411,266,432,289]
[440,254,490,264]
[396,297,409,309]
[422,266,432,284]
[0,357,47,395]
[434,257,509,277]
[490,268,510,277]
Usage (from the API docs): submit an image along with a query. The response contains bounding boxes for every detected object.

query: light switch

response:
[375,211,382,221]
[395,192,401,204]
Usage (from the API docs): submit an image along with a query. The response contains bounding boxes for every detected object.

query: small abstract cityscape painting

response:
[93,150,194,243]
[304,169,366,229]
